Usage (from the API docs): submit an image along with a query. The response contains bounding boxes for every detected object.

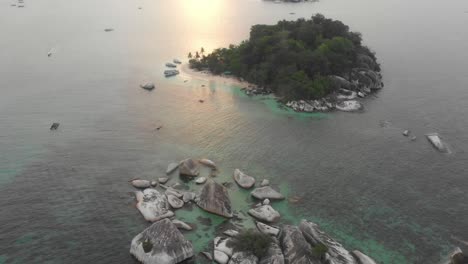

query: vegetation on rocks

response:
[227,229,273,258]
[189,14,380,101]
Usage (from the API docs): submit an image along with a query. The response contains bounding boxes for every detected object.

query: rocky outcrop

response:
[299,220,357,264]
[228,251,259,264]
[259,240,284,264]
[256,222,280,236]
[248,205,280,223]
[251,186,285,200]
[351,250,377,264]
[135,189,174,222]
[280,225,318,264]
[196,180,233,218]
[131,179,152,188]
[130,218,194,264]
[179,159,199,177]
[439,248,468,264]
[233,169,256,189]
[335,100,362,112]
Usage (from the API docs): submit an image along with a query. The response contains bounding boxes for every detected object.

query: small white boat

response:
[173,59,181,64]
[164,69,179,77]
[425,133,448,153]
[166,63,177,68]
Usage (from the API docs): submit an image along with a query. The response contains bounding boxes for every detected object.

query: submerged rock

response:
[259,241,284,264]
[248,205,280,223]
[233,169,256,189]
[172,219,192,231]
[228,251,258,264]
[130,218,194,264]
[251,186,285,200]
[131,179,152,189]
[167,194,184,209]
[197,180,233,218]
[256,222,279,236]
[199,158,217,168]
[402,130,410,137]
[135,189,174,222]
[179,159,199,177]
[280,225,317,264]
[299,220,357,264]
[166,162,179,174]
[351,250,378,264]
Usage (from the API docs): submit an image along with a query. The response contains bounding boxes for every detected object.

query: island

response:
[188,14,383,112]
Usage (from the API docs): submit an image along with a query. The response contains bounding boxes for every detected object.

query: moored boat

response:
[164,69,180,77]
[166,62,177,68]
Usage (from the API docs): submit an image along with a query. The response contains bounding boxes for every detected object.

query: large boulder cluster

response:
[127,158,383,264]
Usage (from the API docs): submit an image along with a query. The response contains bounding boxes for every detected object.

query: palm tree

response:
[201,47,205,54]
[188,52,192,59]
[195,51,200,59]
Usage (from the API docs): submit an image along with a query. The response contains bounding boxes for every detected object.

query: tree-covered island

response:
[189,14,383,112]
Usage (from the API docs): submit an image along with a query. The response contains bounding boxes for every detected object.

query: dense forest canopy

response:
[189,14,380,101]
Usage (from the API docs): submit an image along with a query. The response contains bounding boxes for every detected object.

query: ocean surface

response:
[1,0,468,263]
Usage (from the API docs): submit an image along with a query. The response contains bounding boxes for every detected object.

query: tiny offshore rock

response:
[251,186,285,200]
[130,179,151,189]
[179,158,199,177]
[195,176,207,184]
[233,169,256,189]
[166,162,179,174]
[248,205,280,222]
[199,158,217,168]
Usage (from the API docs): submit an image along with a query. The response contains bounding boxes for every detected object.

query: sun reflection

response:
[180,0,227,53]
